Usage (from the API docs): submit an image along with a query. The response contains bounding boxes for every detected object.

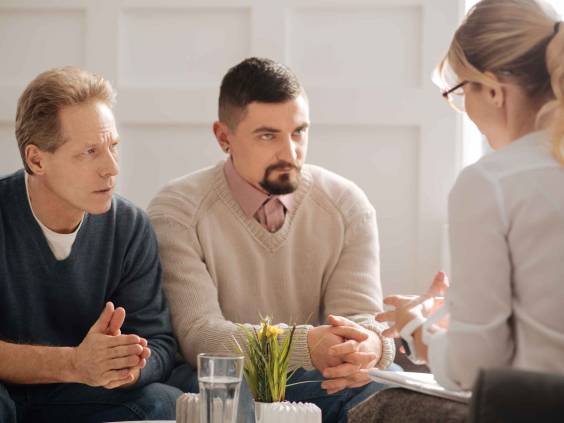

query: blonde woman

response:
[377,0,564,391]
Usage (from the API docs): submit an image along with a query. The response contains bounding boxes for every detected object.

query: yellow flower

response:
[235,317,297,403]
[266,325,284,338]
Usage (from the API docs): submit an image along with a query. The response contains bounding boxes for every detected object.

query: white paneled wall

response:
[0,124,18,172]
[309,125,419,290]
[0,0,463,295]
[0,9,85,83]
[118,124,225,207]
[119,8,251,86]
[289,6,421,87]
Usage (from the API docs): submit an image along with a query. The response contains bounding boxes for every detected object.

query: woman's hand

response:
[376,271,450,338]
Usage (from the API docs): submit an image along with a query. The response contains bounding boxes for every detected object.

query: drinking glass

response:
[198,353,244,423]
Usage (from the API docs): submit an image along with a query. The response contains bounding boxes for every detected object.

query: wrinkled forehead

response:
[59,101,117,139]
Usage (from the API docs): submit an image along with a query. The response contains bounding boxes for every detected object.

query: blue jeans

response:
[0,381,182,423]
[168,363,394,423]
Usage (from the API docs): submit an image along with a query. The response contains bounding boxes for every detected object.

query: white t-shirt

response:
[428,130,564,390]
[24,173,83,261]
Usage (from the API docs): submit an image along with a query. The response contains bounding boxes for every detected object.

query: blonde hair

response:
[15,67,116,173]
[437,0,564,164]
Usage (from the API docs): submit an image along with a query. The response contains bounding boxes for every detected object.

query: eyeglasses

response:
[441,80,468,112]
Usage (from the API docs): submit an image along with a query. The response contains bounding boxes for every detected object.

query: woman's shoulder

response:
[473,131,559,182]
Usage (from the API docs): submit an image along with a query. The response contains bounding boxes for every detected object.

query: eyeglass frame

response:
[440,80,469,112]
[440,69,514,112]
[441,80,469,99]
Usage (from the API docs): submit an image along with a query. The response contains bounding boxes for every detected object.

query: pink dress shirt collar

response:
[223,159,295,218]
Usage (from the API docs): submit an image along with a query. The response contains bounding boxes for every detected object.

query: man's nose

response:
[279,137,299,163]
[100,148,119,178]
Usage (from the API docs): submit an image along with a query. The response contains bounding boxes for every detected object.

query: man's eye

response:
[260,133,275,141]
[86,148,96,155]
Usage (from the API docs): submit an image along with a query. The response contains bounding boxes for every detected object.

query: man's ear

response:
[213,121,232,154]
[483,71,505,109]
[25,144,47,175]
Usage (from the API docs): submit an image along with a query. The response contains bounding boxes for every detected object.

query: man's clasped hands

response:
[312,271,450,393]
[72,302,150,389]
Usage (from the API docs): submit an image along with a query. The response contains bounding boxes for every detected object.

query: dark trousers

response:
[0,381,182,423]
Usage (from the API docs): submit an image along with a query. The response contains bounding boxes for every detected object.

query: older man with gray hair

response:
[0,67,181,422]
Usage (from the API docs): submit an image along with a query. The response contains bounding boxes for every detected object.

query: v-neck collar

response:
[223,158,295,218]
[15,170,89,265]
[215,162,312,253]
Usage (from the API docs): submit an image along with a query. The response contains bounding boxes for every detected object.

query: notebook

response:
[368,369,472,403]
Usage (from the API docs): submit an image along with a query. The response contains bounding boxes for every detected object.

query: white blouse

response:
[428,130,564,390]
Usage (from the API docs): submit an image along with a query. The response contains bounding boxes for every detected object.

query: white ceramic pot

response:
[254,401,321,423]
[176,393,200,423]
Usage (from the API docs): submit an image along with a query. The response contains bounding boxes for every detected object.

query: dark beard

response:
[259,161,301,195]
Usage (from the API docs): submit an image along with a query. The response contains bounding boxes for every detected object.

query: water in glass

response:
[198,353,244,423]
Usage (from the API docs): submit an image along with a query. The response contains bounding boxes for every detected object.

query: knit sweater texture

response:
[0,169,176,387]
[148,162,394,369]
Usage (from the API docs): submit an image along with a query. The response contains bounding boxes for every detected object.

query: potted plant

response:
[235,317,321,423]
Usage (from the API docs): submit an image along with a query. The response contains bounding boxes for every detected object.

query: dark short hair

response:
[218,57,304,128]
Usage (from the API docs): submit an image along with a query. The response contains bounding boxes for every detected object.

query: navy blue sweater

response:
[0,170,176,387]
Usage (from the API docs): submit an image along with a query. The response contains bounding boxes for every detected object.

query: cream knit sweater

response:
[148,161,395,370]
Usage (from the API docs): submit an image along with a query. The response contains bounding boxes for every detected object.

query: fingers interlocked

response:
[320,314,382,394]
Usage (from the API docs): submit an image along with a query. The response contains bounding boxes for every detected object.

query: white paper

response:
[368,369,471,403]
